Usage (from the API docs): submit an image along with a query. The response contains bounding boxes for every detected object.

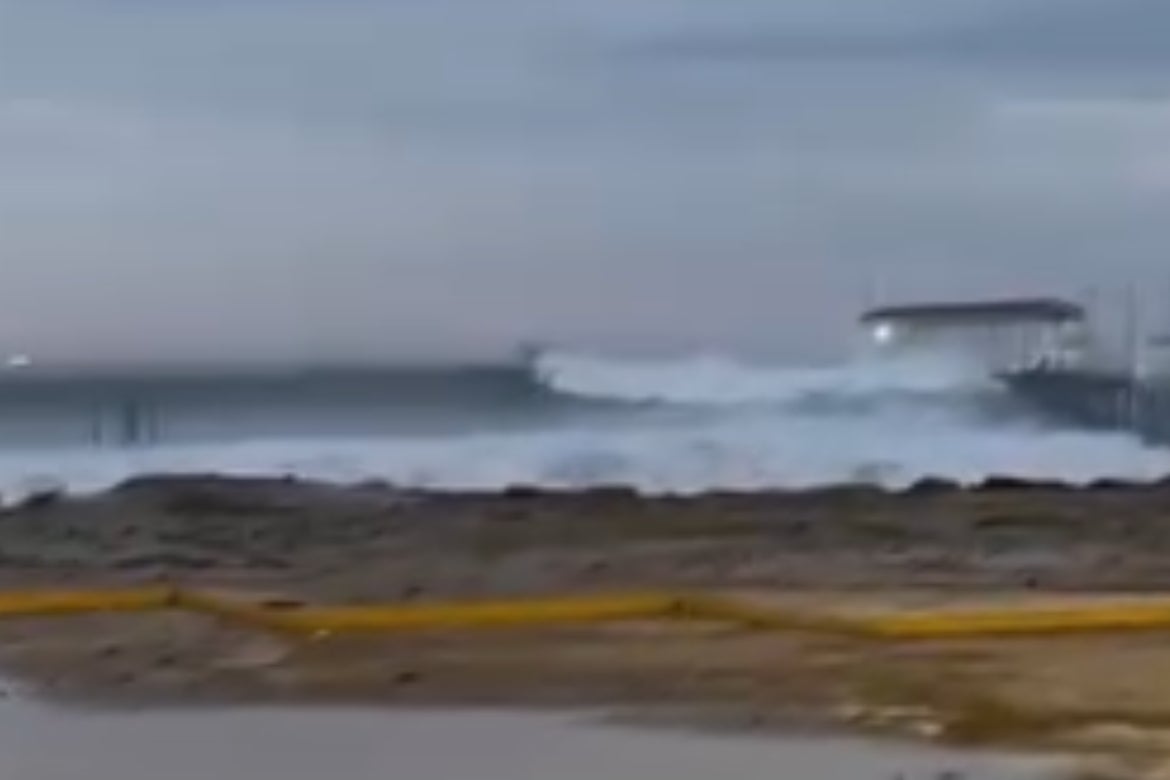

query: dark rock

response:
[1086,478,1143,492]
[902,477,961,496]
[393,670,421,685]
[502,484,545,500]
[115,473,299,494]
[97,643,123,659]
[581,485,641,502]
[976,476,1067,492]
[352,479,397,493]
[113,474,307,515]
[19,490,62,511]
[799,483,889,502]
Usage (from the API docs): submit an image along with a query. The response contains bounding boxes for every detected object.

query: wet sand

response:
[7,474,1170,596]
[2,475,1170,774]
[0,703,1062,780]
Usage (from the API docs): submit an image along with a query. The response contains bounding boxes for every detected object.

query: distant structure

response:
[858,296,1170,444]
[859,297,1090,373]
[89,398,158,447]
[117,399,156,446]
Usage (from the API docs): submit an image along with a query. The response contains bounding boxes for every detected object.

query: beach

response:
[0,475,1167,776]
[12,0,1170,774]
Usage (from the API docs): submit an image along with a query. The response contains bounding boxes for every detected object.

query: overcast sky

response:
[3,0,1170,364]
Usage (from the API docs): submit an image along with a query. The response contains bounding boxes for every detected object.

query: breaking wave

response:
[536,350,995,406]
[0,349,1166,497]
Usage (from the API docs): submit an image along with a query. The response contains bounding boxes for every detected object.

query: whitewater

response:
[0,350,1167,498]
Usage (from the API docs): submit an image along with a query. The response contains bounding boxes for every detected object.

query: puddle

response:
[0,703,1066,780]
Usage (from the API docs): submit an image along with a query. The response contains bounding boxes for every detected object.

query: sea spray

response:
[0,350,1164,498]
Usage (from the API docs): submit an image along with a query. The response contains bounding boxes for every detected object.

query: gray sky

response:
[2,0,1170,364]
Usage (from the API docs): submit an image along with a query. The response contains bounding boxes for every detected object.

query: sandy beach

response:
[0,475,1165,777]
[7,474,1170,596]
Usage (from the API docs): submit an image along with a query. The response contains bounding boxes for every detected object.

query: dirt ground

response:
[8,473,1170,595]
[6,475,1170,775]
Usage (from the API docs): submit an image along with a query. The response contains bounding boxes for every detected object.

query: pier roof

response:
[860,298,1085,326]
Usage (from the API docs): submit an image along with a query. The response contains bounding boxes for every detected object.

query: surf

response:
[0,349,1163,499]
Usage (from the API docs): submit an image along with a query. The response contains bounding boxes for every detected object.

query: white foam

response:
[0,351,1165,498]
[0,408,1165,499]
[538,350,993,405]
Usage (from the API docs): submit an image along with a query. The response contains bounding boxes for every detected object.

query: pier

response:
[860,296,1170,445]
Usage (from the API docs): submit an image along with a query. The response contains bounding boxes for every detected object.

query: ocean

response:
[0,349,1165,498]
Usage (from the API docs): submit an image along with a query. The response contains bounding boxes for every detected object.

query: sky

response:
[3,0,1170,365]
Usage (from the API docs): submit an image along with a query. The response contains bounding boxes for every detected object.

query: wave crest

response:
[537,350,994,406]
[0,350,1161,498]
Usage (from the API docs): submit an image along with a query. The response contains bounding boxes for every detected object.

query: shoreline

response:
[13,472,1170,594]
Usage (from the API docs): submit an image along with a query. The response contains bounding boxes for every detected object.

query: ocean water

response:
[0,350,1166,497]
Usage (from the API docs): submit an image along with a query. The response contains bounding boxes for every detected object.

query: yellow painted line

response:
[0,587,1166,641]
[0,588,172,617]
[676,594,1170,639]
[202,592,687,634]
[675,593,866,635]
[142,590,1170,639]
[860,601,1170,639]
